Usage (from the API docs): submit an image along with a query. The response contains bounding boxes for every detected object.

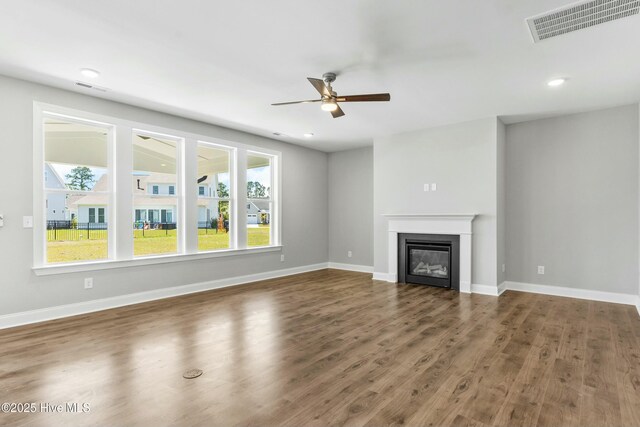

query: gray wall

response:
[328,147,373,267]
[506,105,639,294]
[0,75,328,316]
[374,118,500,287]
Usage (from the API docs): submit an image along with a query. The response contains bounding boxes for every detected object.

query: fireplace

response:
[398,233,460,290]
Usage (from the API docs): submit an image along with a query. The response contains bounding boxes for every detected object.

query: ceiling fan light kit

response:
[321,100,339,112]
[271,72,390,118]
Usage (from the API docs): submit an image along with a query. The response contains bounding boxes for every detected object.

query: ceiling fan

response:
[271,72,390,118]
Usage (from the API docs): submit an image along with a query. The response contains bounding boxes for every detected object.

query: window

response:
[35,104,280,272]
[133,131,182,257]
[42,116,112,264]
[135,209,145,222]
[196,142,232,252]
[246,152,274,247]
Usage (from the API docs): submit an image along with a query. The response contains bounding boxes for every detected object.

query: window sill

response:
[32,246,283,276]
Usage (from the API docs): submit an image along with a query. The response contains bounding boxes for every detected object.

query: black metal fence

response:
[198,220,229,233]
[133,222,177,237]
[47,220,229,241]
[47,220,108,241]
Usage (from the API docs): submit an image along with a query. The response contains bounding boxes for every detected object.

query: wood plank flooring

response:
[1,269,639,427]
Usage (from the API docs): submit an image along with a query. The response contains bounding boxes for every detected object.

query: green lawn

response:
[46,226,271,263]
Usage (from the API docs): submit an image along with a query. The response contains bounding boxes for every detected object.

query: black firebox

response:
[398,233,460,290]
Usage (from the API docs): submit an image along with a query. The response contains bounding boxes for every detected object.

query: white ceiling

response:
[1,1,639,152]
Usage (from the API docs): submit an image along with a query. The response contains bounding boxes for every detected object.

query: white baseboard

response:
[327,262,373,273]
[0,263,328,330]
[636,296,640,317]
[471,283,502,296]
[505,281,637,307]
[498,281,507,295]
[372,272,395,282]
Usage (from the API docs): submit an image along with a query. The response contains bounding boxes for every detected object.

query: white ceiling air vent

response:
[526,0,640,42]
[75,81,108,92]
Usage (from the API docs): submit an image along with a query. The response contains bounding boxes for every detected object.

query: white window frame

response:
[132,128,185,257]
[246,150,279,248]
[195,140,235,253]
[34,108,116,266]
[32,102,281,275]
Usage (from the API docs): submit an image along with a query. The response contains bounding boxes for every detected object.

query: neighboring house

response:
[69,171,261,227]
[69,172,108,225]
[247,201,270,225]
[196,176,218,226]
[44,163,68,221]
[132,173,178,226]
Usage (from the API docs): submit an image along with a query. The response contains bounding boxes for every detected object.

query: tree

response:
[217,182,229,198]
[247,181,267,198]
[65,166,95,190]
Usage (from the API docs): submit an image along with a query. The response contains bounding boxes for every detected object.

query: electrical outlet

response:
[347,251,353,258]
[0,213,4,227]
[537,266,545,275]
[423,184,430,192]
[23,216,33,228]
[84,277,93,289]
[280,254,285,262]
[502,264,505,273]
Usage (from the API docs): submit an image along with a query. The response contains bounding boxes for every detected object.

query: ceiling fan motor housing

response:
[322,72,337,83]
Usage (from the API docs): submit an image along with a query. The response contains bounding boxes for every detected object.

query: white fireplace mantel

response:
[382,213,477,293]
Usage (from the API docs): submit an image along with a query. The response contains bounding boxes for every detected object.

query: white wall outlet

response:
[348,250,353,258]
[423,184,430,192]
[502,264,506,273]
[537,266,545,275]
[431,183,437,191]
[84,277,93,289]
[23,216,33,228]
[280,254,285,262]
[0,213,4,227]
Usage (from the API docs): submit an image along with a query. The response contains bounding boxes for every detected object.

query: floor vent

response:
[527,0,640,42]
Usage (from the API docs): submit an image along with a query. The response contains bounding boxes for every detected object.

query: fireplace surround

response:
[381,214,476,293]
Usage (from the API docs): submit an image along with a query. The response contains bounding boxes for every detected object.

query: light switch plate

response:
[423,184,430,192]
[431,183,437,191]
[0,213,4,227]
[23,216,33,228]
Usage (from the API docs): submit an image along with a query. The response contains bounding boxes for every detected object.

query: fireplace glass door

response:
[406,243,451,288]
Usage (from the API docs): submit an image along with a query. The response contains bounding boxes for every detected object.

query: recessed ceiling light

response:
[80,68,100,79]
[303,133,314,138]
[547,78,566,87]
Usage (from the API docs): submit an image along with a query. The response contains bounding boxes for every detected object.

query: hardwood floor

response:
[1,269,639,427]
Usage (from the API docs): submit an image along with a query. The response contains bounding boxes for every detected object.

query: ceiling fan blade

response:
[336,93,391,102]
[331,105,345,118]
[308,78,331,97]
[271,99,321,106]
